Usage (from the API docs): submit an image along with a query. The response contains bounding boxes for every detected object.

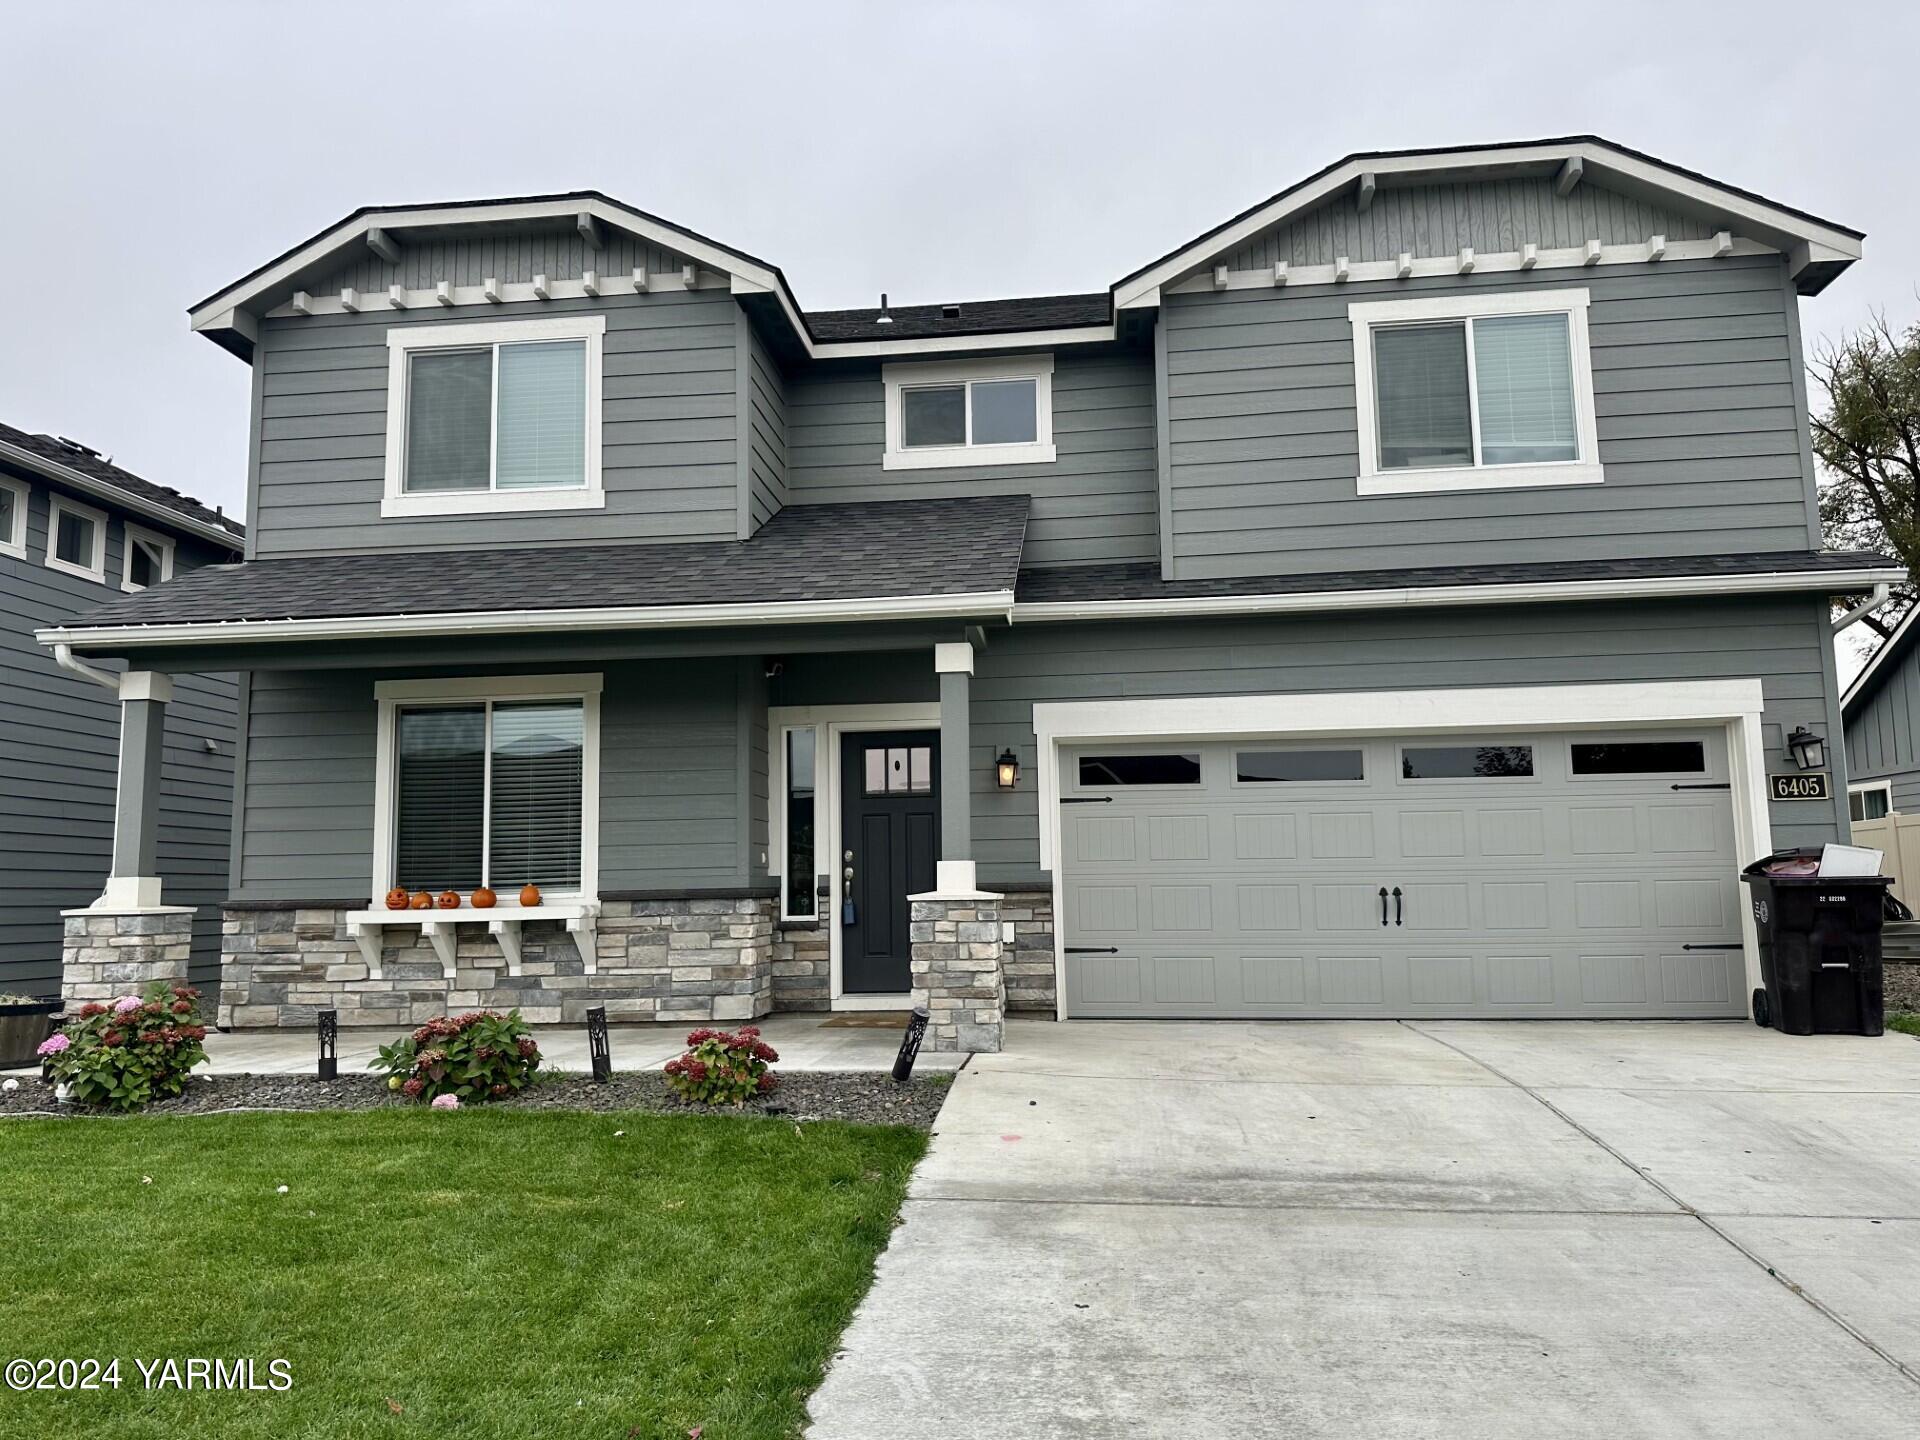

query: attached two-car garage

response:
[1057,727,1747,1019]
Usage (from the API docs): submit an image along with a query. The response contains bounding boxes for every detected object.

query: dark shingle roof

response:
[0,423,244,544]
[59,496,1028,630]
[806,293,1111,342]
[1017,550,1900,604]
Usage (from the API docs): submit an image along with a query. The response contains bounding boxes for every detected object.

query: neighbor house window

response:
[1850,783,1892,823]
[121,524,175,593]
[0,475,24,559]
[383,316,605,518]
[881,354,1056,470]
[783,727,818,919]
[44,493,107,582]
[374,675,600,899]
[1350,289,1601,496]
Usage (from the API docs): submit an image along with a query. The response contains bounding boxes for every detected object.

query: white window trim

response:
[881,353,1056,471]
[44,493,108,582]
[382,315,606,518]
[0,474,26,559]
[120,522,176,593]
[1349,288,1602,497]
[371,672,602,902]
[773,722,823,923]
[1848,780,1894,822]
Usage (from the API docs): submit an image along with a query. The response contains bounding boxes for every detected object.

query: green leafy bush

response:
[370,1010,541,1102]
[663,1026,779,1105]
[39,983,209,1110]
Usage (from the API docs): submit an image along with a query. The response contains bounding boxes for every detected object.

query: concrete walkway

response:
[3,1012,960,1076]
[808,1019,1920,1438]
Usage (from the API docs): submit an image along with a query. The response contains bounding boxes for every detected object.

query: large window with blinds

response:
[377,676,600,898]
[1349,288,1601,497]
[383,316,604,517]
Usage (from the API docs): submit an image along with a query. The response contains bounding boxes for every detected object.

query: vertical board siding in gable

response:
[315,227,695,295]
[1164,254,1814,580]
[0,484,235,995]
[746,320,788,531]
[1846,651,1920,813]
[1226,178,1717,271]
[254,280,741,557]
[785,349,1159,567]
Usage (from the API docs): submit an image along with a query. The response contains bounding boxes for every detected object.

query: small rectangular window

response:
[1236,749,1366,783]
[56,510,93,566]
[784,729,816,918]
[1375,322,1473,470]
[884,355,1055,470]
[1851,787,1892,822]
[122,526,175,593]
[1401,745,1534,780]
[1571,741,1706,776]
[1078,753,1202,787]
[44,494,106,581]
[901,385,967,448]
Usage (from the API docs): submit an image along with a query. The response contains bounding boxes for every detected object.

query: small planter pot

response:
[0,1000,62,1069]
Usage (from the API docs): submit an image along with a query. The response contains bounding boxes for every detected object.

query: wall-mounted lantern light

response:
[996,748,1021,790]
[1786,726,1827,772]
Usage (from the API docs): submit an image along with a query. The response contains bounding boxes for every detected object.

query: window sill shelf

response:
[882,442,1056,472]
[1356,461,1604,497]
[379,487,607,519]
[345,902,600,979]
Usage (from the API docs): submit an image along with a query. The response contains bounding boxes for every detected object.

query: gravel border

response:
[0,1069,953,1129]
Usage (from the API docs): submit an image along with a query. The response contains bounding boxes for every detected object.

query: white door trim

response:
[1032,680,1773,1022]
[770,702,940,1009]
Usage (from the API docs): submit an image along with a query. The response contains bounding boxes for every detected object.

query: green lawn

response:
[1889,1012,1920,1038]
[0,1110,926,1440]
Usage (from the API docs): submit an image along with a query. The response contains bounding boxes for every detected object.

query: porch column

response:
[934,641,974,894]
[102,671,172,909]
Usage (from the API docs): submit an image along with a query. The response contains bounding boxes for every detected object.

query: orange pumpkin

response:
[471,886,497,910]
[385,887,411,912]
[519,883,542,908]
[409,891,433,911]
[436,890,461,910]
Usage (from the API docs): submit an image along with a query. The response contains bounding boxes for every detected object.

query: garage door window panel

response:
[1234,749,1366,785]
[1077,753,1203,788]
[1570,740,1707,777]
[1400,744,1535,781]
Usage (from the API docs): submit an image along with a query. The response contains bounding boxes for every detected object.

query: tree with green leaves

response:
[1814,311,1920,638]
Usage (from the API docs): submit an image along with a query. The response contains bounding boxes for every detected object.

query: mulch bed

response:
[0,1069,952,1129]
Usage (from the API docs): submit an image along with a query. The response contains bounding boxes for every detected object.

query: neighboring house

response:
[1842,603,1920,820]
[0,424,244,998]
[38,136,1899,1047]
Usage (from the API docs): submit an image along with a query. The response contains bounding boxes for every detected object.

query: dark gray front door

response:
[841,730,940,993]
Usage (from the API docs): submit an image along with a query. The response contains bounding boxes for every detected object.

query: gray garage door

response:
[1059,730,1745,1019]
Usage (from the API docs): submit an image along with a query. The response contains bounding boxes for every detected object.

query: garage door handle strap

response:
[1065,946,1119,955]
[1671,783,1732,791]
[1378,887,1389,926]
[1392,886,1403,926]
[1060,796,1114,805]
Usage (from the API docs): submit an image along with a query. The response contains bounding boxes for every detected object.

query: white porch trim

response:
[1030,679,1773,1022]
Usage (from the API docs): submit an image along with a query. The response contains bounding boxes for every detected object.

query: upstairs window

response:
[122,524,175,593]
[0,475,24,559]
[882,354,1056,470]
[1350,289,1601,496]
[44,493,107,582]
[383,316,605,518]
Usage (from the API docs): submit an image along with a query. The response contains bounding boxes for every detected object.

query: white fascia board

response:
[37,589,1016,651]
[1111,139,1862,309]
[1841,601,1920,713]
[0,438,242,552]
[815,325,1115,360]
[1012,567,1908,625]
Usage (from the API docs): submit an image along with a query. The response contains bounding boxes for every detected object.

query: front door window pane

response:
[901,385,966,447]
[1474,313,1578,465]
[1374,323,1472,470]
[496,340,587,490]
[970,379,1038,444]
[406,349,492,492]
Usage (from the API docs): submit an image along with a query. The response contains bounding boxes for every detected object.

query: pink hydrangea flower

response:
[36,1033,70,1056]
[430,1093,460,1110]
[113,995,141,1014]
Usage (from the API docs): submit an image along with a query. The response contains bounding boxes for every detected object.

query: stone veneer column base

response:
[62,906,195,1008]
[910,896,1005,1053]
[218,898,775,1028]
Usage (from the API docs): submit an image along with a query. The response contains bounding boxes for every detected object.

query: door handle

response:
[1392,887,1403,926]
[1378,887,1389,927]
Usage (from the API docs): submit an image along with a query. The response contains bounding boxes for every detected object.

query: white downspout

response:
[53,642,121,693]
[1832,582,1893,634]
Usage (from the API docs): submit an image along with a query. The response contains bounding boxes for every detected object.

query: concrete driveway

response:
[807,1020,1920,1438]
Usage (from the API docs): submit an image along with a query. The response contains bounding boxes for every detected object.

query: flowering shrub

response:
[663,1025,779,1106]
[369,1010,540,1103]
[39,983,209,1110]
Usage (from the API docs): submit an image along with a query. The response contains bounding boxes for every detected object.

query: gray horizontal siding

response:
[252,288,743,557]
[1163,255,1817,580]
[786,350,1159,567]
[743,314,788,533]
[1227,177,1718,271]
[0,479,235,996]
[1845,647,1920,812]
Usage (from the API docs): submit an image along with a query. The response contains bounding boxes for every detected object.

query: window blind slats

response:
[405,349,492,492]
[496,341,587,490]
[1473,313,1578,465]
[487,702,584,889]
[1373,323,1472,470]
[395,707,485,890]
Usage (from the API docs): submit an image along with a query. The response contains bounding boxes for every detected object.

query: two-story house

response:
[39,137,1897,1050]
[2,425,243,999]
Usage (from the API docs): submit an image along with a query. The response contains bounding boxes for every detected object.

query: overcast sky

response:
[4,0,1914,665]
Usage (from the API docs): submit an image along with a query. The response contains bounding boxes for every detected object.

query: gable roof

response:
[0,422,243,550]
[191,135,1862,363]
[1843,602,1920,720]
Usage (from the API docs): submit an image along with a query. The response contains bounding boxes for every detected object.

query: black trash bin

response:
[1740,848,1889,1036]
